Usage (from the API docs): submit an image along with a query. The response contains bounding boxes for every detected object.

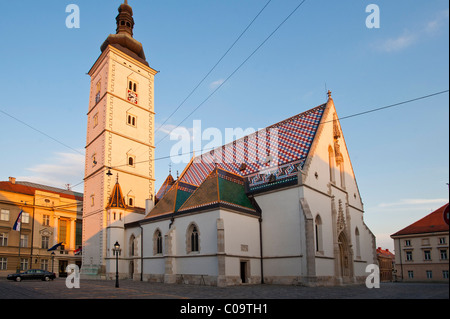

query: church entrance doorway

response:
[129,260,134,279]
[338,232,350,278]
[240,261,247,284]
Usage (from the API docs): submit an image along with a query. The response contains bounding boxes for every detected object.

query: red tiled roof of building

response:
[377,247,395,258]
[391,203,449,237]
[0,180,83,201]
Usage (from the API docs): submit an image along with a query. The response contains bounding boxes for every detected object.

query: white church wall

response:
[254,187,306,281]
[141,219,169,278]
[172,211,220,277]
[220,210,261,283]
[82,212,103,269]
[221,210,260,257]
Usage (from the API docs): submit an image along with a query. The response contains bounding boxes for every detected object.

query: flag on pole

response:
[47,242,64,251]
[13,210,23,231]
[74,247,82,255]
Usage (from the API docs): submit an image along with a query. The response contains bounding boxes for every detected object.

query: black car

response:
[7,269,56,282]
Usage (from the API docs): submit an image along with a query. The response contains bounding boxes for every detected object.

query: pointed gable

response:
[155,174,175,202]
[178,167,257,215]
[145,180,197,219]
[106,181,127,209]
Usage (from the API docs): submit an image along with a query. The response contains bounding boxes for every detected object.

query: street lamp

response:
[51,252,55,274]
[112,241,121,288]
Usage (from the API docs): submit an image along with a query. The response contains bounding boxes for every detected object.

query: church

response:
[81,1,377,286]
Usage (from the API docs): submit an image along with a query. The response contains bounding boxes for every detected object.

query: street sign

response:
[444,204,449,226]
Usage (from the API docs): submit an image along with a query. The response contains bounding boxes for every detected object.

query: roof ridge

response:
[391,203,449,236]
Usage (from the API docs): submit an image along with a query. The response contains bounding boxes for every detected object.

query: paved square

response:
[0,278,448,299]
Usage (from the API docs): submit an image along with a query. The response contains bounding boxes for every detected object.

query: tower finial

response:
[116,0,134,37]
[327,90,332,99]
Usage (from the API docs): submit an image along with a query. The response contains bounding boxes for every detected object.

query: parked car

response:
[7,269,56,282]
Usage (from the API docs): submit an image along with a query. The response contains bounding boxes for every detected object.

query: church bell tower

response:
[81,1,157,278]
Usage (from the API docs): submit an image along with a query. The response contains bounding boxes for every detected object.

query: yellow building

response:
[0,177,82,277]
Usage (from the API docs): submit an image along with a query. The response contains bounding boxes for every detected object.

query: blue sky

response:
[0,0,448,251]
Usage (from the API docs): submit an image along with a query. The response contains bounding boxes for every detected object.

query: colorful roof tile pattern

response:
[178,167,257,214]
[178,104,326,191]
[391,203,449,236]
[145,180,197,219]
[147,168,257,220]
[155,174,175,202]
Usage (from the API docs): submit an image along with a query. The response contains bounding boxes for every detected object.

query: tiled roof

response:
[145,180,197,219]
[0,181,83,201]
[391,203,449,237]
[106,181,127,209]
[147,167,257,220]
[376,247,395,258]
[155,174,175,202]
[151,102,326,218]
[176,104,326,192]
[178,167,257,215]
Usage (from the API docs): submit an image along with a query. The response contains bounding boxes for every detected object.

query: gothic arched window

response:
[187,223,200,253]
[355,227,361,259]
[315,215,323,253]
[153,229,163,255]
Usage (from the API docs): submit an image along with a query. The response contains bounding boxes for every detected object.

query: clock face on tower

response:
[127,89,138,104]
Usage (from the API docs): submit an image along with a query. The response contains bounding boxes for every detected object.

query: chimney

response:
[145,197,155,214]
[9,177,16,184]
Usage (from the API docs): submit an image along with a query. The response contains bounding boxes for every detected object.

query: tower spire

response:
[116,0,134,37]
[100,0,148,65]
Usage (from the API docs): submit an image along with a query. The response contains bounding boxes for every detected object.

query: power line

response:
[0,109,84,155]
[332,89,449,123]
[69,88,449,190]
[122,0,273,169]
[155,0,309,147]
[154,0,273,136]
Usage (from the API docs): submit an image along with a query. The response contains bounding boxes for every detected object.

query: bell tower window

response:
[127,113,137,127]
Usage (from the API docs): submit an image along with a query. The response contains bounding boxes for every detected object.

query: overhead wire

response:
[67,89,449,190]
[111,0,274,169]
[154,0,309,147]
[154,0,273,135]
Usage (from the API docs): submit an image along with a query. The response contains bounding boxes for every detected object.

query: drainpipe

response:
[259,217,264,284]
[397,239,403,281]
[139,224,143,281]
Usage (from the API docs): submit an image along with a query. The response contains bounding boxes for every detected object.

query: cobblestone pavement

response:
[0,278,448,300]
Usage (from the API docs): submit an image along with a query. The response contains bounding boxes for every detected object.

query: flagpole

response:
[17,212,22,273]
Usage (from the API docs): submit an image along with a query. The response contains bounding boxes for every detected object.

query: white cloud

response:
[378,32,417,52]
[377,9,449,53]
[17,151,85,192]
[155,123,194,140]
[209,79,225,90]
[377,198,448,209]
[425,9,449,34]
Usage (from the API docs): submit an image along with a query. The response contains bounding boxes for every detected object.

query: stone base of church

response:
[140,273,262,287]
[80,265,107,280]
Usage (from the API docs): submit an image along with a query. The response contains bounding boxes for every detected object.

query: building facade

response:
[0,177,82,277]
[81,0,157,277]
[82,1,377,286]
[391,203,449,282]
[376,247,395,282]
